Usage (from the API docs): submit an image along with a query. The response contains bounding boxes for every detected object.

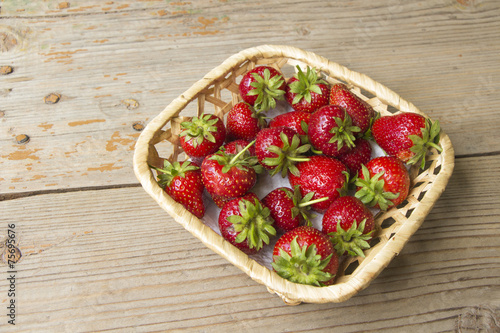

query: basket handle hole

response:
[343,260,360,276]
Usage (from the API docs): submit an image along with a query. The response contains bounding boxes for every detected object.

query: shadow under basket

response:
[133,45,455,305]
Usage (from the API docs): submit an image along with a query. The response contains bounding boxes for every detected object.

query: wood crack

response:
[0,183,142,202]
[0,6,190,20]
[455,150,500,159]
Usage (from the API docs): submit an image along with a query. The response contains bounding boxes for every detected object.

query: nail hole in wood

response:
[0,66,13,75]
[16,134,30,144]
[44,93,61,104]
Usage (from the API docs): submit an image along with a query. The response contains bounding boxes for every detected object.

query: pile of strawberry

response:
[153,65,442,287]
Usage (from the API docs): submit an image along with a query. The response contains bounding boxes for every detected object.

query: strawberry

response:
[218,192,276,254]
[239,66,286,112]
[269,110,311,137]
[226,102,267,141]
[288,155,349,213]
[255,127,310,177]
[262,186,327,233]
[372,112,442,169]
[322,196,375,257]
[269,110,312,146]
[355,156,410,211]
[209,192,233,209]
[308,105,361,157]
[338,138,372,177]
[285,66,330,113]
[329,83,375,135]
[201,141,262,207]
[272,226,339,286]
[153,160,205,218]
[223,139,255,156]
[179,114,226,159]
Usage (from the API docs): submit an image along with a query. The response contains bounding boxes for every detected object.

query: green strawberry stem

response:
[210,139,263,174]
[284,187,325,227]
[254,109,269,128]
[408,119,443,169]
[272,236,333,287]
[311,147,323,155]
[297,196,329,208]
[328,220,373,258]
[362,111,380,141]
[337,171,351,198]
[354,165,400,211]
[287,156,311,162]
[229,140,256,165]
[227,198,276,251]
[426,142,443,151]
[264,133,311,178]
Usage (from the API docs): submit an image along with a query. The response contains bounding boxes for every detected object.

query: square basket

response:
[133,45,454,305]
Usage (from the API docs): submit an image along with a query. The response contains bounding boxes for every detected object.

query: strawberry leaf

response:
[262,133,311,178]
[354,165,400,211]
[328,112,360,150]
[179,114,221,148]
[248,68,285,111]
[152,159,199,188]
[272,236,333,287]
[407,118,443,169]
[289,66,327,105]
[328,219,373,257]
[227,198,276,251]
[208,140,261,174]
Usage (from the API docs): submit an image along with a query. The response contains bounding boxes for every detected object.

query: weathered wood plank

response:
[1,1,499,332]
[0,155,498,331]
[1,1,499,194]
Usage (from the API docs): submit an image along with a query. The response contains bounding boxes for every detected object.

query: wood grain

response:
[1,0,500,195]
[0,155,498,332]
[1,0,499,331]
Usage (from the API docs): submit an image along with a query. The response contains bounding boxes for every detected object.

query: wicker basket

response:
[133,45,455,305]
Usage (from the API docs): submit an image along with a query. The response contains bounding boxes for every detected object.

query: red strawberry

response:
[239,66,286,112]
[201,141,262,207]
[285,66,330,113]
[262,186,327,232]
[255,127,310,178]
[223,139,255,156]
[272,226,339,286]
[355,156,410,211]
[269,110,311,137]
[322,196,375,257]
[288,155,349,213]
[153,160,205,218]
[179,114,226,159]
[218,192,276,254]
[269,110,312,146]
[209,192,233,209]
[308,105,361,157]
[372,112,442,169]
[329,83,375,135]
[338,138,372,177]
[226,102,267,141]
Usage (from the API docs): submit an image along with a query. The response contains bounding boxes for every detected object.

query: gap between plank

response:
[0,183,142,202]
[455,151,500,159]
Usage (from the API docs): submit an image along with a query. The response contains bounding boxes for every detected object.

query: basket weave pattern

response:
[133,45,454,304]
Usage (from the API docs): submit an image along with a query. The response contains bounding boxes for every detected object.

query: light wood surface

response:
[1,0,499,331]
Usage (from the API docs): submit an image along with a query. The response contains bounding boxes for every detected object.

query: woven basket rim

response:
[133,44,455,304]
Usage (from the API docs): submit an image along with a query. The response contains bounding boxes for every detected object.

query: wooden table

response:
[1,1,499,331]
